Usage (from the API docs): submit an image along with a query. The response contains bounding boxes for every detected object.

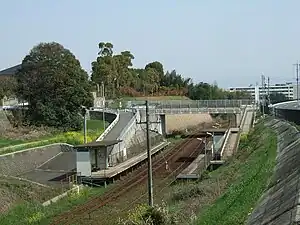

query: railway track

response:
[50,134,203,225]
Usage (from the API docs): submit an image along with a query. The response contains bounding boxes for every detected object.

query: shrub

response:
[120,203,177,225]
[172,184,205,202]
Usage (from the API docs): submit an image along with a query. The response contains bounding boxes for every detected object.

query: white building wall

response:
[230,83,294,99]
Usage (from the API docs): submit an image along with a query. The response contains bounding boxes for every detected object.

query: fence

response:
[129,99,252,108]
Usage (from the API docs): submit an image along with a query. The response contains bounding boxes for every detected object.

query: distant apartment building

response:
[229,82,297,101]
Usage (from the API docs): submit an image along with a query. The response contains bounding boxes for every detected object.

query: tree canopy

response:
[269,92,290,104]
[16,42,93,130]
[91,42,251,100]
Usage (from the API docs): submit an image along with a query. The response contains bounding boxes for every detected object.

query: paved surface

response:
[222,132,238,159]
[19,170,69,186]
[16,152,76,186]
[37,152,76,171]
[179,154,206,175]
[103,111,133,141]
[247,119,300,225]
[241,108,254,134]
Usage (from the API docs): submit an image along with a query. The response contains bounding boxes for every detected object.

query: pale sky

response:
[1,0,300,88]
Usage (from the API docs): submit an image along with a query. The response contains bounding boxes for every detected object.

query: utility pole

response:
[293,61,300,102]
[267,76,270,104]
[83,109,87,143]
[102,82,106,130]
[135,101,162,206]
[261,73,265,117]
[145,100,153,206]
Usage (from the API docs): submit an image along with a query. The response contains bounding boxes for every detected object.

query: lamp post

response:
[101,82,106,130]
[81,106,87,144]
[206,132,214,158]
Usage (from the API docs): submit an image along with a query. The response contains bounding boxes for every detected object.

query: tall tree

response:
[16,42,93,130]
[145,61,164,81]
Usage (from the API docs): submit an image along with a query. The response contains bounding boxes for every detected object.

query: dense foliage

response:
[269,92,290,104]
[0,76,16,100]
[16,42,93,130]
[91,42,251,100]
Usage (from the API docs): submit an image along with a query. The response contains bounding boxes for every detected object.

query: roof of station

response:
[273,100,300,110]
[74,140,122,148]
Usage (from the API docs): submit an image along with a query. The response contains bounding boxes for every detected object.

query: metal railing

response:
[129,99,252,108]
[220,128,231,157]
[96,110,120,141]
[149,107,242,114]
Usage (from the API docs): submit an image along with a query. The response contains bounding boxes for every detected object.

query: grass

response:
[192,120,277,225]
[0,119,107,154]
[0,186,107,225]
[0,138,25,148]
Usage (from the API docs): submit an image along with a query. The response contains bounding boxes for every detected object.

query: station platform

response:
[176,153,209,180]
[90,141,170,180]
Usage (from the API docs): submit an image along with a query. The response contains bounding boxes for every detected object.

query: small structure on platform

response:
[74,140,122,177]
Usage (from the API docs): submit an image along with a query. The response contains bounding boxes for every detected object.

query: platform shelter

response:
[74,140,122,177]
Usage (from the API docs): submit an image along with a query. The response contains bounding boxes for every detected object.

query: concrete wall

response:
[0,144,67,176]
[246,119,300,225]
[108,110,163,166]
[164,113,213,134]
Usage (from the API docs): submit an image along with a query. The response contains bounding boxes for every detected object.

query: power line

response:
[293,61,300,102]
[120,140,204,213]
[261,73,265,117]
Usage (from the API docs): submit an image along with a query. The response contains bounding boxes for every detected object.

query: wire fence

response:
[128,99,253,109]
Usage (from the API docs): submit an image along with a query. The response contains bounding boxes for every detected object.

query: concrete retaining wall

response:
[0,144,68,176]
[246,119,300,225]
[108,110,163,166]
[165,113,213,134]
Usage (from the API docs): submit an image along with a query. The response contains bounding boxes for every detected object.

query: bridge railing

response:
[149,107,242,114]
[95,109,120,141]
[129,99,252,109]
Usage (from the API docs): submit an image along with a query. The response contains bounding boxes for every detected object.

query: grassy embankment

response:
[122,119,278,225]
[0,119,107,154]
[0,186,108,225]
[186,119,277,225]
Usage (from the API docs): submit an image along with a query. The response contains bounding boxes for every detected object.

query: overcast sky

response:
[1,0,300,88]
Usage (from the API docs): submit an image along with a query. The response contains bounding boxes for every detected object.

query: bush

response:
[120,203,177,225]
[172,184,205,202]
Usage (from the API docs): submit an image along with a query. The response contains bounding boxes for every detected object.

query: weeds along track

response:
[50,135,202,225]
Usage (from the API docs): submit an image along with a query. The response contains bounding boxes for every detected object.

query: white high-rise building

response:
[229,82,295,100]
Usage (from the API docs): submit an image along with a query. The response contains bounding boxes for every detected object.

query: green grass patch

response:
[194,120,277,225]
[0,138,25,148]
[0,186,107,225]
[0,119,107,154]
